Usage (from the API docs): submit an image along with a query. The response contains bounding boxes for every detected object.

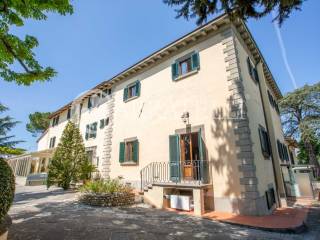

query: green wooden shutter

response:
[198,128,206,160]
[169,135,180,182]
[247,57,252,77]
[135,81,141,97]
[171,62,179,80]
[88,97,92,109]
[100,119,105,129]
[277,140,282,160]
[191,52,200,71]
[119,142,125,163]
[123,87,128,102]
[85,125,89,140]
[133,140,139,163]
[92,122,97,138]
[253,68,259,82]
[258,127,266,156]
[198,129,209,183]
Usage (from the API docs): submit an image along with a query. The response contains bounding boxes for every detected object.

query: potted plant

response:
[0,158,15,240]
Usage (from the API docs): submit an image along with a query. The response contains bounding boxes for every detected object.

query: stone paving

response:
[8,183,320,240]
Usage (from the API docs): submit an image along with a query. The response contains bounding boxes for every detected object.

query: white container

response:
[170,195,192,211]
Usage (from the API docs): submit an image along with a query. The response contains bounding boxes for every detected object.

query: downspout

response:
[256,60,282,206]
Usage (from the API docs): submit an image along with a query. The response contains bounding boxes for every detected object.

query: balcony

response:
[140,160,210,191]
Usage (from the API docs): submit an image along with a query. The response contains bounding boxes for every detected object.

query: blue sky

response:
[0,0,319,151]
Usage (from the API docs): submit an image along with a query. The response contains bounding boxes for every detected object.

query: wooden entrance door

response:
[180,132,199,180]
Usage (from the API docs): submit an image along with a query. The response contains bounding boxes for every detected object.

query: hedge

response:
[0,158,15,223]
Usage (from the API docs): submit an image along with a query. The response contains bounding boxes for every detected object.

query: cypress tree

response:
[47,121,94,190]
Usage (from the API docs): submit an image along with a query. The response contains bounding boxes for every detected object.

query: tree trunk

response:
[304,140,320,177]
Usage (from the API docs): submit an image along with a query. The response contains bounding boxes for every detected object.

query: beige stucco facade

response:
[8,14,293,216]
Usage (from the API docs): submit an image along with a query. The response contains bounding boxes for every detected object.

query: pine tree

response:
[280,82,320,175]
[47,121,94,190]
[163,0,305,26]
[0,103,24,155]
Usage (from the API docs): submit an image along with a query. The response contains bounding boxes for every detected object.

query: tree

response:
[0,0,73,85]
[47,121,95,190]
[163,0,305,25]
[280,82,320,175]
[297,139,320,165]
[26,111,51,137]
[0,103,24,155]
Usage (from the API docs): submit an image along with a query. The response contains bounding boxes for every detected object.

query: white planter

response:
[170,195,192,211]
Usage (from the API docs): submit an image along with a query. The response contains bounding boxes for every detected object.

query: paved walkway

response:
[8,184,320,240]
[203,207,308,232]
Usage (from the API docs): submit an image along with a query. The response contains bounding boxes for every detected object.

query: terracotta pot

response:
[0,215,12,240]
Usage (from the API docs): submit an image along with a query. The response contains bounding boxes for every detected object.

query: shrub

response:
[0,158,15,223]
[80,179,131,194]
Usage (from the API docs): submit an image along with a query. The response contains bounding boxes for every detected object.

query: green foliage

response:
[47,121,95,190]
[280,82,320,173]
[163,0,305,25]
[280,83,320,141]
[297,139,320,165]
[80,179,131,194]
[0,103,24,155]
[0,0,73,85]
[26,111,51,137]
[0,158,15,223]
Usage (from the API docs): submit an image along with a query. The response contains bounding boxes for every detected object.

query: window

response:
[49,137,56,148]
[51,115,60,127]
[99,118,109,129]
[85,122,98,140]
[266,187,276,210]
[277,140,289,162]
[123,81,140,102]
[247,57,259,83]
[267,90,280,115]
[119,139,139,164]
[172,52,200,80]
[67,108,71,120]
[258,125,271,158]
[102,88,112,98]
[88,97,93,109]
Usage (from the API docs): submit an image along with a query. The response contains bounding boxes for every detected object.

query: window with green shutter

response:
[85,122,97,140]
[172,51,200,81]
[247,57,259,83]
[123,81,141,102]
[258,125,271,159]
[119,139,139,164]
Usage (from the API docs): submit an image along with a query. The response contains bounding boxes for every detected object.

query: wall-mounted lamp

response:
[181,111,189,124]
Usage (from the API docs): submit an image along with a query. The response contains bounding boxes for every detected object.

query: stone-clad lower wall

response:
[79,192,135,207]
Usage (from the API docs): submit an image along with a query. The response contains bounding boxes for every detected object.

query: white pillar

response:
[193,189,205,216]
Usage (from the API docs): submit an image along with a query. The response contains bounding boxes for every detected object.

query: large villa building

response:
[7,14,298,216]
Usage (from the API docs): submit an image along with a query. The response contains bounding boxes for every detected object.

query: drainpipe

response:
[256,60,282,206]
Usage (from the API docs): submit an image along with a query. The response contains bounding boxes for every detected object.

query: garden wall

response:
[79,192,135,207]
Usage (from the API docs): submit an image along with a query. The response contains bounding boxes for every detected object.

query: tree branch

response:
[0,37,33,74]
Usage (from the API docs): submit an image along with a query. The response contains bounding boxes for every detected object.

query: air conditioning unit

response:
[170,195,193,211]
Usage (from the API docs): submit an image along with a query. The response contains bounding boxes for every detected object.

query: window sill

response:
[174,69,199,81]
[124,95,139,103]
[121,161,138,166]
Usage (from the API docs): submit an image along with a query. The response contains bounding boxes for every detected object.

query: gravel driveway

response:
[8,183,320,240]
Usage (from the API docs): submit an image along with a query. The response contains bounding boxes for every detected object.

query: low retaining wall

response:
[79,192,135,207]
